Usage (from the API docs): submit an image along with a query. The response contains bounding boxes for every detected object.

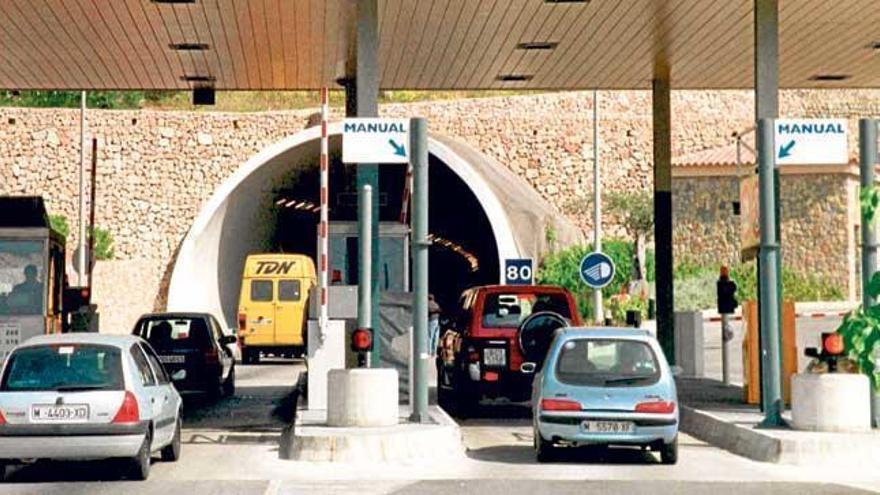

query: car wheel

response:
[660,436,678,465]
[534,427,556,463]
[160,417,182,462]
[0,461,7,482]
[127,430,152,481]
[436,365,452,412]
[242,348,258,365]
[222,366,236,397]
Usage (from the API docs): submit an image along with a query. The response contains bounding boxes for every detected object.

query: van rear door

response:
[242,279,275,346]
[274,279,304,346]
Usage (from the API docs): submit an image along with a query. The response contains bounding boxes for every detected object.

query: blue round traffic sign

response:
[579,252,616,289]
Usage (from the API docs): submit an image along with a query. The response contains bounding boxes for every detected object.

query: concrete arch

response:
[167,123,579,326]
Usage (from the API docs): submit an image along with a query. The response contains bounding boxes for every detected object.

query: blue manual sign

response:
[579,252,615,289]
[504,259,533,285]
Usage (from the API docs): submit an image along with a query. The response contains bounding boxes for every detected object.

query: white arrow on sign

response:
[774,118,848,165]
[342,118,410,164]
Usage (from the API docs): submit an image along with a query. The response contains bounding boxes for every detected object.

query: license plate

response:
[581,420,635,434]
[483,347,506,366]
[31,404,89,423]
[159,355,185,364]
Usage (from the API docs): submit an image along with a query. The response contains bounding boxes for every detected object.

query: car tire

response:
[160,418,182,462]
[534,427,556,463]
[660,436,678,465]
[243,348,260,365]
[222,366,236,397]
[127,430,152,481]
[0,461,7,482]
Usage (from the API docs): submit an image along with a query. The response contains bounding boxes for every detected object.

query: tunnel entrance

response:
[167,125,517,327]
[266,151,499,311]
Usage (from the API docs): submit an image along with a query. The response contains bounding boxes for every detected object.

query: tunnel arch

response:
[167,123,533,327]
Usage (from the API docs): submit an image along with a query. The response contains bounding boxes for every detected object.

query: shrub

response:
[49,214,69,238]
[91,227,115,261]
[536,239,655,320]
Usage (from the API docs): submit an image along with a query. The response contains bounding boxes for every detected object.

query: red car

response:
[436,285,581,416]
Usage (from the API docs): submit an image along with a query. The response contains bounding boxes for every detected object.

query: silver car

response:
[0,334,183,481]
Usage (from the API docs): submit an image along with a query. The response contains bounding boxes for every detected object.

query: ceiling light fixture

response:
[809,74,850,82]
[544,0,590,4]
[152,0,196,4]
[170,43,209,51]
[181,75,216,83]
[516,41,559,50]
[496,74,534,82]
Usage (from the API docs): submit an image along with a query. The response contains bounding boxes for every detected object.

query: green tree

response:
[606,191,654,283]
[0,91,149,109]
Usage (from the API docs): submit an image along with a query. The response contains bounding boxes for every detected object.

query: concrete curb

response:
[280,405,464,463]
[681,405,880,465]
[680,405,781,463]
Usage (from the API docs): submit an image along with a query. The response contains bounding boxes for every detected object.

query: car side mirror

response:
[670,365,684,377]
[220,335,237,345]
[171,369,187,381]
[521,362,537,374]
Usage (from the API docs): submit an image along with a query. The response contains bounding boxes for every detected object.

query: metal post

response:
[88,138,97,289]
[77,91,87,286]
[652,76,675,364]
[410,118,429,423]
[860,119,877,308]
[757,118,784,427]
[721,313,732,385]
[358,185,373,367]
[355,0,381,367]
[592,89,603,324]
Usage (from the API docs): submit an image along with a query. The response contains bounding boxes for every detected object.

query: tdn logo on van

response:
[342,118,410,164]
[255,261,296,275]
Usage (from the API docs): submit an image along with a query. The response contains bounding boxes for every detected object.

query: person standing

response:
[428,294,442,356]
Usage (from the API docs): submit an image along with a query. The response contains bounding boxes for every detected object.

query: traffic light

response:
[716,267,738,315]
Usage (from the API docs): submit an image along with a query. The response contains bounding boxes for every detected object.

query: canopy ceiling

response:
[0,0,877,90]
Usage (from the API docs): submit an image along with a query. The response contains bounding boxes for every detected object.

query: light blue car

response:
[530,328,679,464]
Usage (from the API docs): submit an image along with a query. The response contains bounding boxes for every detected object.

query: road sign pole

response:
[77,91,87,287]
[757,117,785,428]
[860,118,878,308]
[409,117,429,424]
[592,89,603,324]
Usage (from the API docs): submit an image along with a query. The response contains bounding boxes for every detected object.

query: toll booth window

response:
[251,280,273,302]
[0,240,45,316]
[481,293,571,328]
[279,280,301,301]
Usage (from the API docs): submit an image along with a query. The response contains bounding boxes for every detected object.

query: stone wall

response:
[3,89,879,328]
[673,172,856,298]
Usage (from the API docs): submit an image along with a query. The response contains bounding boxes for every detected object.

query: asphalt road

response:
[1,338,878,494]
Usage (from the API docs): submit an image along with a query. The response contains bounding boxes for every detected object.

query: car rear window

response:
[481,293,571,328]
[555,338,660,387]
[135,318,212,351]
[1,344,124,392]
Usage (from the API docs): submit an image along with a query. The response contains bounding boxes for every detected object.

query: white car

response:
[0,334,183,481]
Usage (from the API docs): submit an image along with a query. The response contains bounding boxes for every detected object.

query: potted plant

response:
[835,272,880,428]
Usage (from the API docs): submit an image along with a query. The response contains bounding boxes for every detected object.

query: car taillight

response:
[205,348,220,365]
[540,398,582,411]
[0,409,6,425]
[635,401,676,414]
[238,313,246,331]
[112,391,140,424]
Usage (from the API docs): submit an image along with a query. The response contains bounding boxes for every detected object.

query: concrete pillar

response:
[354,0,382,367]
[652,75,675,364]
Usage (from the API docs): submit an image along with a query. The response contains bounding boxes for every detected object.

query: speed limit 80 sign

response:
[504,259,534,286]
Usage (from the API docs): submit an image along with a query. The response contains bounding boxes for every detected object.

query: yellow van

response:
[237,254,316,364]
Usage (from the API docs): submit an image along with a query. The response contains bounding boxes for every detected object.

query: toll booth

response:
[0,197,66,362]
[327,221,410,291]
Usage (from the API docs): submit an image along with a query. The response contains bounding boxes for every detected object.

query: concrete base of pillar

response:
[327,368,398,427]
[791,373,871,432]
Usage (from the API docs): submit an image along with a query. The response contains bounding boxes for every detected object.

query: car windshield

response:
[481,293,571,328]
[136,317,212,351]
[555,338,660,387]
[1,344,124,392]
